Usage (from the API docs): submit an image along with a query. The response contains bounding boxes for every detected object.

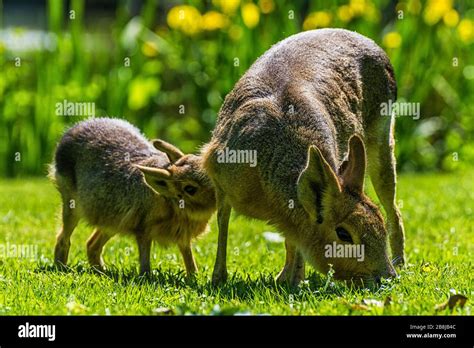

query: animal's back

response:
[220,28,396,124]
[204,29,397,219]
[53,118,168,228]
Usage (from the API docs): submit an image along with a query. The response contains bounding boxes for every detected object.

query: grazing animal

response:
[202,28,405,286]
[49,118,216,275]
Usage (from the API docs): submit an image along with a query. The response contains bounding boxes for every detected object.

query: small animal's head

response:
[136,140,216,215]
[297,135,395,285]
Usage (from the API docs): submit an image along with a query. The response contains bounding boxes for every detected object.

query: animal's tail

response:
[49,133,78,189]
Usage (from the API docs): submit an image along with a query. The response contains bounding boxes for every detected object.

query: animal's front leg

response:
[212,188,231,285]
[136,234,152,274]
[276,240,305,286]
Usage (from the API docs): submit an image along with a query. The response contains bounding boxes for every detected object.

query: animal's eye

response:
[336,227,353,243]
[155,180,167,187]
[184,185,198,196]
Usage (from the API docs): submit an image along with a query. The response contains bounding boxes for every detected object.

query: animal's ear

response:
[340,135,366,193]
[152,139,184,162]
[135,164,172,195]
[297,145,341,223]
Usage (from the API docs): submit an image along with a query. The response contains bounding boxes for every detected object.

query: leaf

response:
[262,231,285,243]
[362,299,384,308]
[435,294,468,311]
[153,307,174,315]
[66,300,87,314]
[350,304,370,311]
[350,298,390,312]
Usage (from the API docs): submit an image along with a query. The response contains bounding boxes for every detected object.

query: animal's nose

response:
[375,266,397,284]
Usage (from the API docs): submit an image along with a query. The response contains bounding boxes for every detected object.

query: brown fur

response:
[50,118,216,275]
[202,29,405,286]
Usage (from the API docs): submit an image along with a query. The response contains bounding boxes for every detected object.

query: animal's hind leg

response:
[179,243,198,276]
[367,117,405,266]
[54,199,79,266]
[86,228,112,271]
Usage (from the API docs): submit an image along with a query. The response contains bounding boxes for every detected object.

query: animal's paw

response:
[276,267,304,287]
[276,267,291,284]
[53,261,69,272]
[91,263,107,274]
[211,269,228,286]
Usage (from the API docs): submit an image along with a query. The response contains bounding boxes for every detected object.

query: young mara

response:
[50,118,216,275]
[203,29,405,286]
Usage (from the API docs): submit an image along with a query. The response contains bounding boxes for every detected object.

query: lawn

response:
[0,171,472,315]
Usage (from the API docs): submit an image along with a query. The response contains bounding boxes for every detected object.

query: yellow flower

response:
[383,32,402,49]
[363,3,380,23]
[350,0,367,16]
[422,264,434,272]
[128,78,160,110]
[142,41,159,57]
[202,11,229,30]
[259,0,275,14]
[229,24,243,41]
[443,9,459,28]
[337,5,353,23]
[423,0,452,26]
[303,11,332,31]
[407,0,422,15]
[167,5,202,36]
[66,300,87,314]
[241,3,260,29]
[213,0,240,15]
[457,19,474,43]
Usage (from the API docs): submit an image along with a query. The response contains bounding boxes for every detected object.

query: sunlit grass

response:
[0,171,472,315]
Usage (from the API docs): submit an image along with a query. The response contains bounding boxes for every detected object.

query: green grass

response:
[0,171,472,315]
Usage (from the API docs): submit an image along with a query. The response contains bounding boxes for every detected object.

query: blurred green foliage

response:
[0,0,473,177]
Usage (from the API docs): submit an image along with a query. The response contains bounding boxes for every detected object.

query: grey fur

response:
[203,29,404,285]
[50,117,215,274]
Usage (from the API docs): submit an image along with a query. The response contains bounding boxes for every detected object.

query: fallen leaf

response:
[362,299,384,307]
[66,300,87,314]
[435,294,468,311]
[262,231,284,243]
[350,304,370,311]
[153,307,174,315]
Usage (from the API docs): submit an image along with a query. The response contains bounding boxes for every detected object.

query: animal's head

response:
[297,135,395,285]
[136,140,216,215]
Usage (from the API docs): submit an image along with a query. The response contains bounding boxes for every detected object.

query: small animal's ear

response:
[297,145,341,223]
[135,164,172,195]
[340,135,366,193]
[152,139,184,162]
